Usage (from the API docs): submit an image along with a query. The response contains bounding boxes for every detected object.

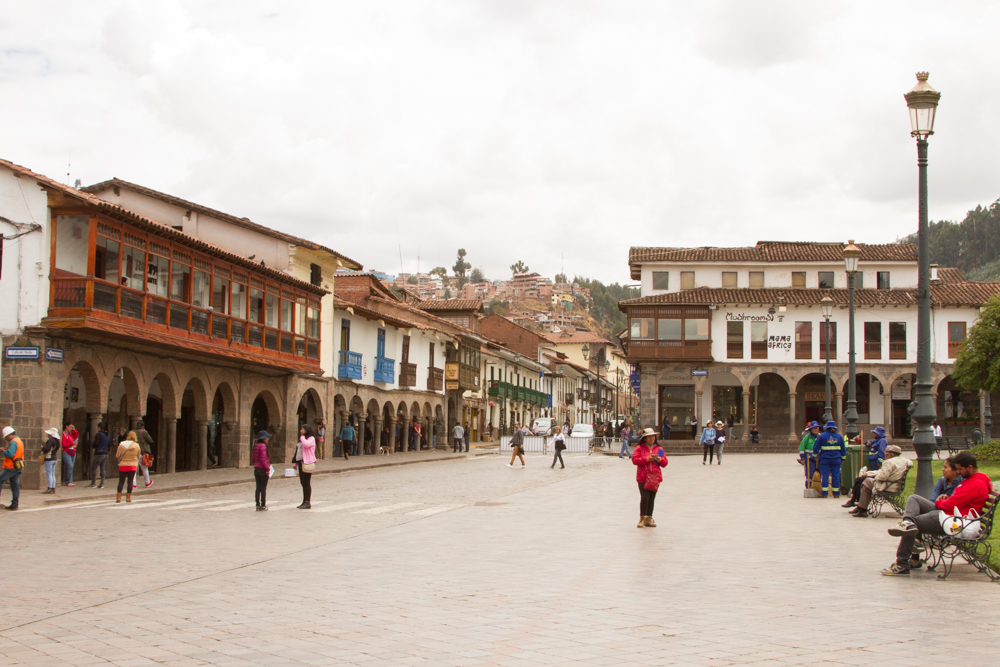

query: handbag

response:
[301,462,316,473]
[643,448,664,491]
[939,507,982,539]
[142,453,154,468]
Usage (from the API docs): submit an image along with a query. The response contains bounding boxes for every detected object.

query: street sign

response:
[44,348,64,362]
[5,346,39,360]
[691,369,708,376]
[446,381,459,390]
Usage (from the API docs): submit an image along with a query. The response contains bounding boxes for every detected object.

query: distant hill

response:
[902,198,1000,281]
[572,277,639,342]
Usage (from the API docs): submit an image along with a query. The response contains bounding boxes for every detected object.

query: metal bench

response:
[868,467,912,518]
[921,483,1000,581]
[935,436,970,459]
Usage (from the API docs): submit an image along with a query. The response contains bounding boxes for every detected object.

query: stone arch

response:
[839,373,885,434]
[250,388,283,462]
[795,372,831,428]
[747,372,792,440]
[62,359,105,415]
[705,370,744,426]
[146,371,178,473]
[210,381,239,468]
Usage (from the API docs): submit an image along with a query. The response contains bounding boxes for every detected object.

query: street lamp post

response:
[821,296,834,423]
[843,242,861,441]
[905,71,942,498]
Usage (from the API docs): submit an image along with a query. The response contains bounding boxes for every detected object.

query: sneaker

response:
[255,506,262,511]
[260,506,268,511]
[66,483,74,487]
[146,480,153,488]
[888,520,918,537]
[909,558,923,570]
[880,562,910,576]
[506,463,513,467]
[98,484,104,489]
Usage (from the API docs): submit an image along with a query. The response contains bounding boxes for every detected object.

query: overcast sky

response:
[3,1,999,284]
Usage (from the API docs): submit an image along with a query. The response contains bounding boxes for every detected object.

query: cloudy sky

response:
[3,1,999,284]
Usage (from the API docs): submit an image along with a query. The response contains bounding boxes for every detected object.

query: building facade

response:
[620,241,1000,441]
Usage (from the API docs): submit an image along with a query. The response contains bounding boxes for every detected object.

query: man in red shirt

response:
[882,451,993,576]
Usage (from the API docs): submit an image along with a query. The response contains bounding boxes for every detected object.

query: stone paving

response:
[2,451,998,666]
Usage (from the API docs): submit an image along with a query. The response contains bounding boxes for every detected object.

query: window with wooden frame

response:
[727,321,743,359]
[749,271,764,288]
[722,272,738,288]
[792,272,806,289]
[948,322,966,358]
[795,321,812,359]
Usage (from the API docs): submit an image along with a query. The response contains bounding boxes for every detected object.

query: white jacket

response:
[873,455,912,492]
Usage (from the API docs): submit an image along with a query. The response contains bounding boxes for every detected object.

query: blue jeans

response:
[818,460,842,497]
[352,442,359,456]
[0,469,21,507]
[619,439,631,457]
[62,452,76,484]
[44,460,57,489]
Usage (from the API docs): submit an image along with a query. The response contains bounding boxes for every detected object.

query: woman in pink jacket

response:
[295,425,317,509]
[631,428,668,528]
[252,430,271,511]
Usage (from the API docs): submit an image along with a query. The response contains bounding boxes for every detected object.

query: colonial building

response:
[619,241,1000,441]
[0,159,334,489]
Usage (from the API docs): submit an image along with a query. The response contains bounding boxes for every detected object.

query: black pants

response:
[91,453,108,486]
[703,444,715,463]
[299,471,312,503]
[849,476,865,503]
[254,468,269,507]
[117,470,136,494]
[551,450,564,468]
[638,482,657,517]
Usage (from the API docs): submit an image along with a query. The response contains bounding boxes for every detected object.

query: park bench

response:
[935,436,971,459]
[921,483,1000,581]
[868,466,912,518]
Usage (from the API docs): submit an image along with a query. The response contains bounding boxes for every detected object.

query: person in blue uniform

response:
[812,420,847,498]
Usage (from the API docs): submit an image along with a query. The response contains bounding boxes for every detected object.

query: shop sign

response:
[445,363,459,380]
[726,312,774,322]
[892,390,911,400]
[804,391,826,402]
[5,346,39,360]
[446,381,459,390]
[45,348,64,362]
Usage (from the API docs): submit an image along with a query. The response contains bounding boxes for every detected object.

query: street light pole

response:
[905,71,942,498]
[843,242,861,441]
[821,296,834,423]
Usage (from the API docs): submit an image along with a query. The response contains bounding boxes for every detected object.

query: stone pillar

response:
[694,391,703,433]
[884,391,893,437]
[130,415,142,430]
[358,413,368,456]
[788,392,797,441]
[165,418,177,474]
[196,419,208,471]
[373,417,383,453]
[741,392,751,441]
[437,418,445,448]
[387,418,397,453]
[835,391,844,424]
[429,419,435,450]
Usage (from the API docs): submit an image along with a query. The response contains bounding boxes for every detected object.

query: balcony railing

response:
[399,362,417,388]
[565,392,574,404]
[627,338,713,361]
[374,356,395,383]
[864,342,882,360]
[948,341,963,359]
[889,342,906,360]
[750,341,767,360]
[338,350,363,380]
[727,341,743,359]
[427,367,443,391]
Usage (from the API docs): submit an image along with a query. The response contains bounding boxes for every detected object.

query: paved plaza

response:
[2,451,998,666]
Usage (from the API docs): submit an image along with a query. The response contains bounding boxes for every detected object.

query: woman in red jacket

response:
[631,428,668,528]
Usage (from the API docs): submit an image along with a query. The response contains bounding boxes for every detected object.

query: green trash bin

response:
[841,444,864,494]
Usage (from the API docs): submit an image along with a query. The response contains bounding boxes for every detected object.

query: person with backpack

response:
[631,428,667,528]
[550,429,566,469]
[506,421,525,467]
[88,422,110,489]
[115,431,141,504]
[41,428,61,494]
[133,420,154,489]
[0,426,25,510]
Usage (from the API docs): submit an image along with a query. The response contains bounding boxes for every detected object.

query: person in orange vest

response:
[0,426,25,510]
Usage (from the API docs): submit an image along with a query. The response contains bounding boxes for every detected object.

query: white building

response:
[621,241,1000,441]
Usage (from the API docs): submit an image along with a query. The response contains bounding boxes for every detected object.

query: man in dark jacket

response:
[88,423,110,488]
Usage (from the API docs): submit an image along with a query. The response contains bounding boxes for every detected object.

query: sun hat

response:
[871,426,887,438]
[256,430,272,441]
[639,427,659,440]
[886,444,902,455]
[807,421,820,430]
[824,420,838,430]
[715,421,724,427]
[44,427,60,438]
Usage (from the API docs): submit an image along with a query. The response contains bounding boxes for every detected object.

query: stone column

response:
[373,417,383,453]
[788,392,797,441]
[428,419,435,450]
[884,391,893,437]
[741,392,751,441]
[358,413,368,456]
[196,419,208,471]
[165,418,177,474]
[387,418,397,453]
[835,391,844,424]
[694,390,703,433]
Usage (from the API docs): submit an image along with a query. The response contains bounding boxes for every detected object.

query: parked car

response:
[570,423,595,438]
[532,418,555,436]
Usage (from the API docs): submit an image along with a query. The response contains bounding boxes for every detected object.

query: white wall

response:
[642,262,920,294]
[0,167,52,334]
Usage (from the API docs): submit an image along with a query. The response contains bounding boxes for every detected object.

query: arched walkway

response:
[748,372,792,440]
[177,377,210,472]
[250,390,282,462]
[840,373,885,434]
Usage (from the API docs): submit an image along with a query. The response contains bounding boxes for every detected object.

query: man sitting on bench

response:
[846,444,912,518]
[881,451,993,576]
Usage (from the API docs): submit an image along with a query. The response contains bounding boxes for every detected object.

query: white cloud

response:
[1,1,998,284]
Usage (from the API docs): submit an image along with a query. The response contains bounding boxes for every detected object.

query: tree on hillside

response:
[953,294,1000,393]
[555,272,567,284]
[904,198,1000,278]
[407,276,418,285]
[470,267,485,283]
[510,260,528,275]
[572,276,640,342]
[453,249,471,288]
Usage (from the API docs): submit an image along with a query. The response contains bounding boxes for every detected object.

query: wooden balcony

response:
[626,339,713,362]
[864,342,882,360]
[427,366,443,391]
[889,342,906,360]
[399,362,417,388]
[46,276,320,373]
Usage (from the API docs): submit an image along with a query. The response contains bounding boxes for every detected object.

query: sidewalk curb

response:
[37,452,493,506]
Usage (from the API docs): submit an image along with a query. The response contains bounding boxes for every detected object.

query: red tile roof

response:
[415,299,484,313]
[628,242,917,279]
[0,158,326,296]
[618,283,1000,310]
[82,177,362,270]
[935,267,967,283]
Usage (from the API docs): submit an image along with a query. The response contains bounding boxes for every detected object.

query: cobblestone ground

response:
[2,452,998,666]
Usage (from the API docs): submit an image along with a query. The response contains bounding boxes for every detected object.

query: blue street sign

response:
[45,348,64,362]
[691,369,708,376]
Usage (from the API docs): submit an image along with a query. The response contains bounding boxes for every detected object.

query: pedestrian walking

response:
[410,417,421,451]
[252,430,271,511]
[0,426,25,510]
[714,420,726,465]
[41,428,60,494]
[812,420,847,498]
[316,422,326,459]
[562,420,570,436]
[453,422,464,452]
[632,428,667,528]
[88,423,110,488]
[61,423,79,486]
[295,424,317,509]
[619,423,632,458]
[463,421,471,452]
[699,420,717,465]
[726,415,735,443]
[115,431,141,503]
[550,429,566,469]
[507,421,525,467]
[662,415,671,440]
[338,420,354,460]
[132,420,154,489]
[690,415,698,439]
